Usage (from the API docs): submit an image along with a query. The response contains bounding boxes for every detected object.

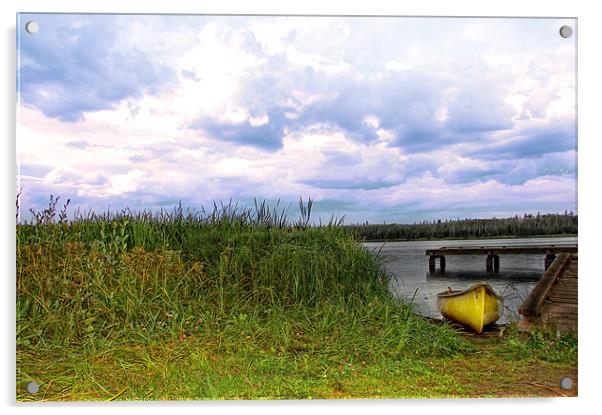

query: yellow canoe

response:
[437,282,503,333]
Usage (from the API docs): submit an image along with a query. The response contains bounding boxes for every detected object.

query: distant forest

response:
[345,212,578,241]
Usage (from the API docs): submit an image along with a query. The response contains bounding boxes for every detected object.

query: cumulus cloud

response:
[16,15,577,223]
[65,139,91,149]
[468,119,576,160]
[18,163,52,178]
[190,111,289,150]
[18,14,179,122]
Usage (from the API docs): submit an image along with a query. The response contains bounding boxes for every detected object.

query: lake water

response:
[363,236,577,324]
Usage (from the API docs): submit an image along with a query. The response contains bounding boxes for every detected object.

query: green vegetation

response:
[346,212,578,241]
[499,325,578,364]
[16,196,577,400]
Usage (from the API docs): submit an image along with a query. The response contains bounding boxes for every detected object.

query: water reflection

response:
[425,269,540,282]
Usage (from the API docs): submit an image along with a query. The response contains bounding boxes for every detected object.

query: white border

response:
[3,1,600,415]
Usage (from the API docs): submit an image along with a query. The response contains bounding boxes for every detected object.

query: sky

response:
[16,14,577,224]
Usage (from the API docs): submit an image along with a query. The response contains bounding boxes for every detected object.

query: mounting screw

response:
[26,381,40,394]
[560,377,573,390]
[25,21,39,34]
[559,25,573,38]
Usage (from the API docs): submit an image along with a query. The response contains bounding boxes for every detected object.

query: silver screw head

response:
[25,21,39,34]
[559,25,573,38]
[26,381,39,394]
[560,377,573,390]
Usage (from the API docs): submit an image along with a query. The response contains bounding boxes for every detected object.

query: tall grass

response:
[17,195,477,399]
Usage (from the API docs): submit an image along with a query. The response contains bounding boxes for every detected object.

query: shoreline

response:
[359,233,578,243]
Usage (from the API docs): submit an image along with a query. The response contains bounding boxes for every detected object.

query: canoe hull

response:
[437,283,503,333]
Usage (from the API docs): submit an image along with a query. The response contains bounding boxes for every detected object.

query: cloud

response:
[443,84,515,134]
[16,15,577,223]
[320,148,363,165]
[468,120,576,160]
[65,139,90,149]
[302,179,397,190]
[18,163,53,178]
[18,14,176,122]
[181,17,573,162]
[128,154,149,163]
[181,69,200,82]
[198,54,520,154]
[436,151,576,186]
[106,169,147,195]
[191,111,289,150]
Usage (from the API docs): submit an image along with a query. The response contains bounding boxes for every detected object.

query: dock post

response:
[429,256,436,273]
[493,255,500,273]
[439,256,446,273]
[486,254,493,273]
[545,253,556,270]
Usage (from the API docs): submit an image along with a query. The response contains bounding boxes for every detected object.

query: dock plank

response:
[426,245,577,256]
[520,253,572,317]
[520,253,577,333]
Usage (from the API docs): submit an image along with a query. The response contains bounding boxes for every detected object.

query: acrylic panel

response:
[16,14,577,401]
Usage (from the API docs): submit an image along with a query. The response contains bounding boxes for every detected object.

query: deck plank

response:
[520,253,577,333]
[426,245,577,256]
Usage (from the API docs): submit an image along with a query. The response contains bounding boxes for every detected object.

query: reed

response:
[18,195,575,400]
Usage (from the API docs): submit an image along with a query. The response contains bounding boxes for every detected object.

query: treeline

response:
[345,212,578,241]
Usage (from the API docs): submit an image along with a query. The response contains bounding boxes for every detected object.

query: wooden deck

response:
[425,244,578,256]
[425,244,577,273]
[519,253,578,333]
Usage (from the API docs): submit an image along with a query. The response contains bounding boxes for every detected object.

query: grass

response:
[16,323,577,400]
[16,196,577,400]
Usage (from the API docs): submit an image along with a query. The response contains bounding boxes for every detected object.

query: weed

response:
[497,324,577,364]
[15,194,576,400]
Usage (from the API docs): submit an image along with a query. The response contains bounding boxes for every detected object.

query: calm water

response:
[363,236,577,323]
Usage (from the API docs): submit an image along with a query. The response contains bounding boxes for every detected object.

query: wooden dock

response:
[425,244,578,273]
[519,253,578,333]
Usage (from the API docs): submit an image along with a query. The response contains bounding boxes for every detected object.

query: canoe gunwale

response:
[436,282,502,300]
